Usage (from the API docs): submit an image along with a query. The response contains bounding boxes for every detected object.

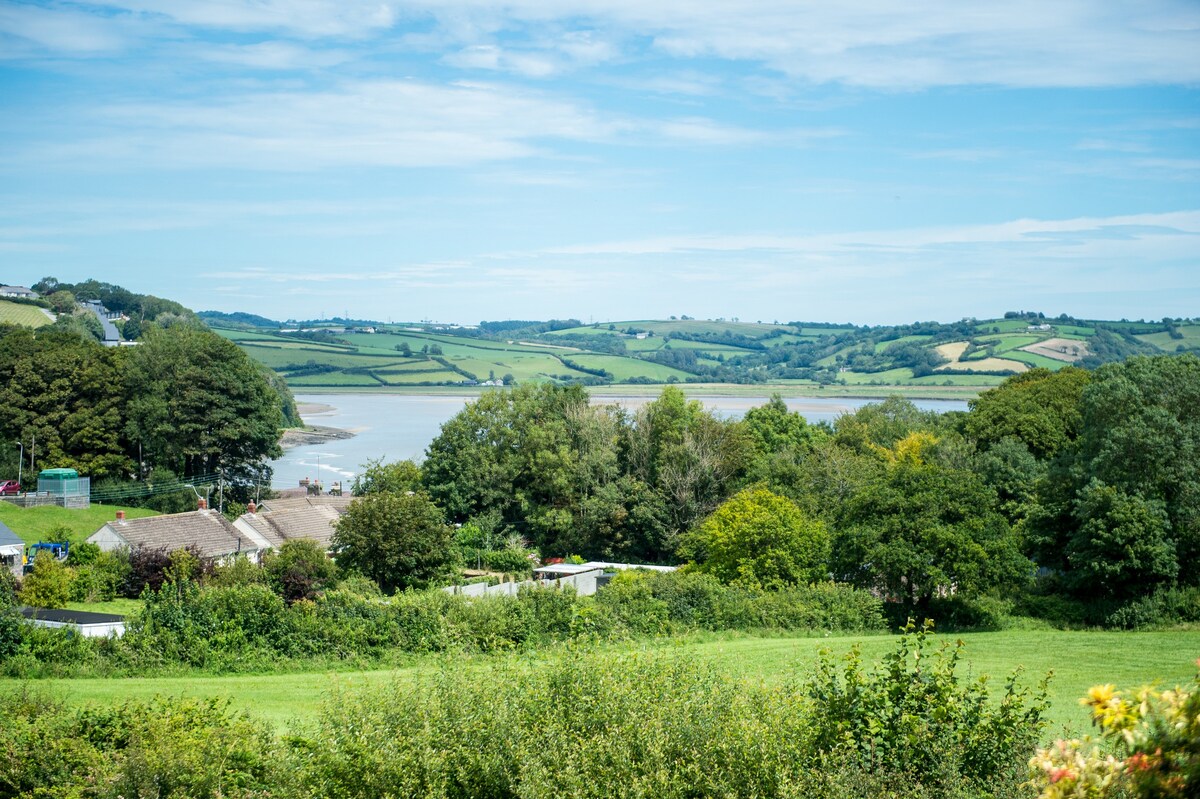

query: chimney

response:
[115,510,126,523]
[197,497,207,511]
[247,501,257,514]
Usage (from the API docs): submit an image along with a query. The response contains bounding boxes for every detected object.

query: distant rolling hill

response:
[206,313,1199,391]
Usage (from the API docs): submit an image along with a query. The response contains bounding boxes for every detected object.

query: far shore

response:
[286,382,987,402]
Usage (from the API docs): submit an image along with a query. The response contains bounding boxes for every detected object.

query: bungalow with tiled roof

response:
[87,501,269,562]
[233,498,348,553]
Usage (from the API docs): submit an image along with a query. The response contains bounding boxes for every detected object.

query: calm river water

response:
[269,392,969,489]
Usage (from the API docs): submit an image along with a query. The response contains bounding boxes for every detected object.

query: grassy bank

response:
[0,502,158,546]
[13,629,1197,736]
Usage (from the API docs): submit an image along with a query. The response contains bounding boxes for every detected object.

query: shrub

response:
[1107,586,1200,629]
[1030,665,1199,798]
[806,620,1049,795]
[263,539,337,603]
[294,631,1047,798]
[18,557,74,608]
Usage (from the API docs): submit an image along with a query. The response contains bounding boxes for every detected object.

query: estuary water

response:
[269,392,970,489]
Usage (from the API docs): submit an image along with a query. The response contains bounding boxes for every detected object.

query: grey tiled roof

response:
[96,510,253,559]
[0,521,23,548]
[264,505,343,549]
[259,495,354,513]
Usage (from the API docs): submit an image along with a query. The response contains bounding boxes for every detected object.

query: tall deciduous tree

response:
[1028,354,1200,598]
[964,367,1091,459]
[332,491,454,593]
[833,461,1029,608]
[124,324,283,480]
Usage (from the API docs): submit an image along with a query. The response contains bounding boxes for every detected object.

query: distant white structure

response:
[448,561,677,599]
[0,285,38,299]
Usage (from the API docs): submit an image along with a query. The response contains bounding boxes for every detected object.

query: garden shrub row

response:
[0,570,886,677]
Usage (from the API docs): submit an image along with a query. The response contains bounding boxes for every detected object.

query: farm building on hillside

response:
[0,521,24,578]
[233,497,350,553]
[87,503,269,562]
[0,285,38,299]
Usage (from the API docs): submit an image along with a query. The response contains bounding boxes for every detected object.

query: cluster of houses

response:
[87,495,352,565]
[7,492,673,635]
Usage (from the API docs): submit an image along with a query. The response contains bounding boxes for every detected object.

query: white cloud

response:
[14,79,610,169]
[24,1,1200,88]
[539,210,1200,261]
[0,2,130,54]
[197,41,353,69]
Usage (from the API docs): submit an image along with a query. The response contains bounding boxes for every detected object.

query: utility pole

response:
[15,440,22,487]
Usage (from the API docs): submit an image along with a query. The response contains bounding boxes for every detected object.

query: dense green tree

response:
[832,396,943,454]
[679,486,830,588]
[1027,355,1200,597]
[964,367,1090,459]
[352,458,422,496]
[833,461,1029,608]
[332,491,455,592]
[0,327,132,480]
[124,324,284,481]
[621,386,753,540]
[19,556,75,608]
[263,539,338,603]
[1065,481,1177,599]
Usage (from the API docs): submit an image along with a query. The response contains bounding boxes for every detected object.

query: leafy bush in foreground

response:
[295,629,1046,799]
[1030,663,1199,798]
[0,629,1054,798]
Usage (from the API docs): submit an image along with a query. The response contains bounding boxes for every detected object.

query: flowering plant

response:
[1029,661,1199,798]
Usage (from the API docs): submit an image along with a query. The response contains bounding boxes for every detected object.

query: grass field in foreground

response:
[11,629,1197,737]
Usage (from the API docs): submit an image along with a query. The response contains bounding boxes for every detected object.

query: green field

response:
[214,315,1196,394]
[1003,350,1072,370]
[551,320,784,339]
[661,340,756,354]
[218,326,681,387]
[838,367,916,384]
[568,354,694,382]
[1138,325,1200,350]
[874,334,934,353]
[0,502,158,546]
[974,334,1041,353]
[14,630,1198,736]
[0,299,52,328]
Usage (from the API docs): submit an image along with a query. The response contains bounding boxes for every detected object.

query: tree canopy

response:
[679,487,830,588]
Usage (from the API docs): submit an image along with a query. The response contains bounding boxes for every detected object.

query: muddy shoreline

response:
[280,425,357,449]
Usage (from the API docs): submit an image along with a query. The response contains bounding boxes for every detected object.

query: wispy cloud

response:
[17,1,1200,89]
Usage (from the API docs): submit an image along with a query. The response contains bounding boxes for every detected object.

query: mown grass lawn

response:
[0,502,157,546]
[11,629,1197,736]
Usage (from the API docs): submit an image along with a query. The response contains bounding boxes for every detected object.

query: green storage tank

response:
[38,468,83,497]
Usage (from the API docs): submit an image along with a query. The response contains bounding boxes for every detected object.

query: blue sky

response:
[1,1,1197,325]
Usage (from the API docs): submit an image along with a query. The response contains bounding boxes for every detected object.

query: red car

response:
[0,480,19,495]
